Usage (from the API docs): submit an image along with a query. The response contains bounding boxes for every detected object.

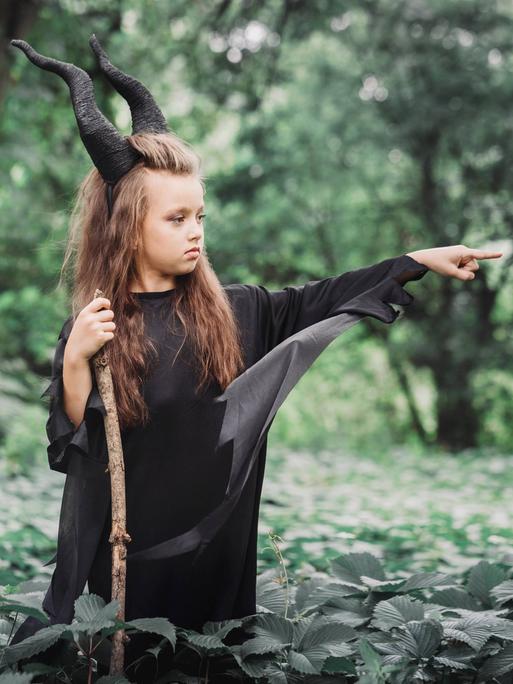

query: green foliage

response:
[2,0,513,463]
[4,551,513,681]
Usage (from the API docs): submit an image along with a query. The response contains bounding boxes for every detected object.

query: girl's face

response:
[132,169,205,290]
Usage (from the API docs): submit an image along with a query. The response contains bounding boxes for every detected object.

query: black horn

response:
[89,34,168,135]
[10,39,141,185]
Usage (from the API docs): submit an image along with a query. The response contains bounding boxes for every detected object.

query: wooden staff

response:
[91,288,131,675]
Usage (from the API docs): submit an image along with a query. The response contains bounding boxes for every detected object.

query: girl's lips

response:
[185,248,200,257]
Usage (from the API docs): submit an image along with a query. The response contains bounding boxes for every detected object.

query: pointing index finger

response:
[466,250,503,260]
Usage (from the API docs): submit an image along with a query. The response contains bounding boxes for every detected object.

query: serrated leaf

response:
[444,628,483,650]
[2,623,71,665]
[247,612,294,644]
[430,588,480,610]
[298,620,356,651]
[490,580,513,607]
[0,603,50,625]
[467,561,506,607]
[240,635,290,658]
[73,593,107,622]
[331,552,386,585]
[256,574,296,616]
[401,572,454,593]
[477,642,513,681]
[125,617,176,649]
[323,596,371,627]
[407,620,443,658]
[361,577,406,592]
[0,674,35,684]
[70,599,120,636]
[233,652,280,678]
[202,618,244,641]
[294,576,330,613]
[261,662,289,683]
[434,656,474,671]
[303,582,364,611]
[288,649,318,674]
[15,663,60,676]
[359,637,384,676]
[185,632,228,654]
[372,596,424,630]
[292,615,316,647]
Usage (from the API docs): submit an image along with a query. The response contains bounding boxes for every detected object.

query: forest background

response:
[1,0,513,583]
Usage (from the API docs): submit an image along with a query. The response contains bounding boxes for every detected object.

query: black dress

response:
[10,253,428,644]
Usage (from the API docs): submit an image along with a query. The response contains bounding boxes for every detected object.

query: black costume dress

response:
[10,253,428,644]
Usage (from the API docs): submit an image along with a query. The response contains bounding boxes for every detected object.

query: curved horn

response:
[89,34,168,135]
[11,39,141,184]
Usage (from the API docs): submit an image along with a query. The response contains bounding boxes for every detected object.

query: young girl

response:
[9,37,501,664]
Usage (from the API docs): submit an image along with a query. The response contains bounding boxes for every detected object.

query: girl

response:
[9,37,501,668]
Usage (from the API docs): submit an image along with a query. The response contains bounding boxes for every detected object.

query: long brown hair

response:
[59,132,245,431]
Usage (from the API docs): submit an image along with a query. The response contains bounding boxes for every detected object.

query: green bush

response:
[3,551,513,682]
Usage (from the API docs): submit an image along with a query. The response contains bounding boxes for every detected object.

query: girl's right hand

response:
[66,297,116,362]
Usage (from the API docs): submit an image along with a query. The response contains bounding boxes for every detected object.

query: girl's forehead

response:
[144,171,205,208]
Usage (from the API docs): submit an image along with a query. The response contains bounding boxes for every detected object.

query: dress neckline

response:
[131,288,177,299]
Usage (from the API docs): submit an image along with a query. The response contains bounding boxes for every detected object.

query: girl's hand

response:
[65,297,116,362]
[406,245,503,281]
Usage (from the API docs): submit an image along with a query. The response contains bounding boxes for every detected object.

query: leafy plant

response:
[3,551,513,681]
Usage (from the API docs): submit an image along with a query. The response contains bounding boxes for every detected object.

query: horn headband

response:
[10,35,169,217]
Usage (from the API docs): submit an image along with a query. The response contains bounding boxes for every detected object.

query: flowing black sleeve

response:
[253,253,428,351]
[41,315,108,475]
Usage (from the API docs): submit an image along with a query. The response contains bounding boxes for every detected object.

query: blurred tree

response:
[2,0,513,456]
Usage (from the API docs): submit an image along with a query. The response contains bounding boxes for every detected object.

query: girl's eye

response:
[168,214,206,223]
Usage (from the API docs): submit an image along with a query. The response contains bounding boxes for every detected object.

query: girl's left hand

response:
[406,245,503,281]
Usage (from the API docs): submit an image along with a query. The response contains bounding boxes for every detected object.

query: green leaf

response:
[14,664,60,677]
[0,603,50,625]
[490,580,513,607]
[240,635,291,658]
[434,655,475,671]
[202,617,244,641]
[407,620,443,658]
[246,612,294,645]
[331,552,386,585]
[73,593,106,622]
[70,599,120,636]
[372,596,424,630]
[292,619,354,672]
[400,572,454,593]
[298,618,356,651]
[323,597,371,627]
[0,674,35,684]
[125,617,177,650]
[303,582,364,611]
[288,649,318,674]
[477,642,513,682]
[2,623,70,665]
[466,561,507,607]
[261,662,289,683]
[358,637,385,679]
[95,677,133,683]
[361,577,406,593]
[430,588,480,610]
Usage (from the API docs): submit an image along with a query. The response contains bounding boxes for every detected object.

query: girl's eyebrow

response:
[166,205,205,213]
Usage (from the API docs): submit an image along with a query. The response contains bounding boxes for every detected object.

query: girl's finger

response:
[465,250,503,260]
[449,264,475,281]
[462,258,479,271]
